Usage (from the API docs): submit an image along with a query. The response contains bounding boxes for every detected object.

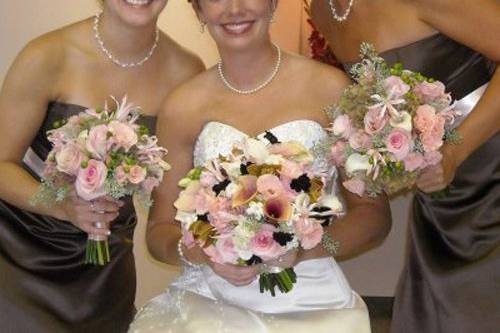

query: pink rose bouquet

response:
[326,43,462,196]
[33,96,170,265]
[174,132,343,296]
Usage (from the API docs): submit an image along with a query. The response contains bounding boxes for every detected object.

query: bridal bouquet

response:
[175,132,343,296]
[326,43,462,197]
[33,96,170,265]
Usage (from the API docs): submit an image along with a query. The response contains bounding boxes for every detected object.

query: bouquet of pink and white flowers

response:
[33,96,170,265]
[326,43,462,197]
[174,132,343,296]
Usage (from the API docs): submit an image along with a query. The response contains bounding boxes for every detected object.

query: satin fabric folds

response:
[367,34,499,333]
[130,120,371,333]
[0,102,155,332]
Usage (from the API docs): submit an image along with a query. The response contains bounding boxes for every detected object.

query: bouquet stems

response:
[259,267,297,297]
[85,235,110,266]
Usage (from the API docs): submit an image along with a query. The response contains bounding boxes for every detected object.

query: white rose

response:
[345,153,372,174]
[390,111,413,132]
[264,154,283,165]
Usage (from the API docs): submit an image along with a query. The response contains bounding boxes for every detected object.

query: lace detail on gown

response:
[130,120,370,333]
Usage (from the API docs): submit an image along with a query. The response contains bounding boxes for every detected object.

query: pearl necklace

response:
[217,44,282,95]
[328,0,354,22]
[93,12,159,68]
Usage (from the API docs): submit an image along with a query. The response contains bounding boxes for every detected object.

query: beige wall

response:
[0,0,410,308]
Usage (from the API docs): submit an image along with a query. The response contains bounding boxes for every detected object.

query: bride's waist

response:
[172,257,355,313]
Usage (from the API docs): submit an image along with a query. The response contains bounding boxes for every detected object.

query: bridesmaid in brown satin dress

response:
[309,0,500,332]
[0,0,203,332]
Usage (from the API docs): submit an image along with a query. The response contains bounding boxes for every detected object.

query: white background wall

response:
[0,0,411,308]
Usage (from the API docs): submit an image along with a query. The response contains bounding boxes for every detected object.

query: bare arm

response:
[413,0,500,191]
[145,93,197,265]
[297,65,392,262]
[0,37,119,236]
[298,183,392,262]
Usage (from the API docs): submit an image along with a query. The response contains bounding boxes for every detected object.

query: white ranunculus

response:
[244,138,269,163]
[221,161,242,179]
[246,201,264,220]
[345,153,372,174]
[174,211,198,228]
[390,111,413,132]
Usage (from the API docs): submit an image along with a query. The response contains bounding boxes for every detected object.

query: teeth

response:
[224,22,252,33]
[125,0,150,6]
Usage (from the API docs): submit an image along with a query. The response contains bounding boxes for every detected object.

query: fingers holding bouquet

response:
[32,96,170,265]
[326,43,463,198]
[416,146,458,193]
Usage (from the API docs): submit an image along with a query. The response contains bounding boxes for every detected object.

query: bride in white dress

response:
[130,1,391,332]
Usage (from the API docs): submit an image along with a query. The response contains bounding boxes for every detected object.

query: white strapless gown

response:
[129,120,371,333]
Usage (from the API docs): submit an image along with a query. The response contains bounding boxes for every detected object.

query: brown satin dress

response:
[0,102,156,332]
[364,34,499,333]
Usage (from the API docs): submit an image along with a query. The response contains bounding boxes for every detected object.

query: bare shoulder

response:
[158,68,213,128]
[160,33,205,81]
[285,53,351,103]
[8,30,67,79]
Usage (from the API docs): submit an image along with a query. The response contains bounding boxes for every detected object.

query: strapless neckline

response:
[201,119,325,139]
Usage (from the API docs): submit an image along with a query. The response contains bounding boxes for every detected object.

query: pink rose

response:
[194,189,216,215]
[75,159,108,201]
[342,179,366,197]
[215,236,239,264]
[349,130,373,151]
[330,141,347,166]
[332,115,353,139]
[114,165,128,184]
[55,143,83,175]
[294,217,323,250]
[86,124,109,159]
[364,107,389,134]
[249,224,285,260]
[423,151,443,167]
[200,171,218,188]
[403,153,424,172]
[109,120,138,151]
[384,76,410,98]
[209,211,235,233]
[127,165,147,184]
[280,160,304,179]
[257,174,285,199]
[413,81,447,103]
[385,128,411,160]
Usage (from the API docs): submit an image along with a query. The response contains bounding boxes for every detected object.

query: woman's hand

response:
[183,244,259,286]
[58,193,123,236]
[416,146,458,193]
[263,249,299,269]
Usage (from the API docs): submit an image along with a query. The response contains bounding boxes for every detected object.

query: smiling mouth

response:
[221,21,254,35]
[123,0,153,7]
